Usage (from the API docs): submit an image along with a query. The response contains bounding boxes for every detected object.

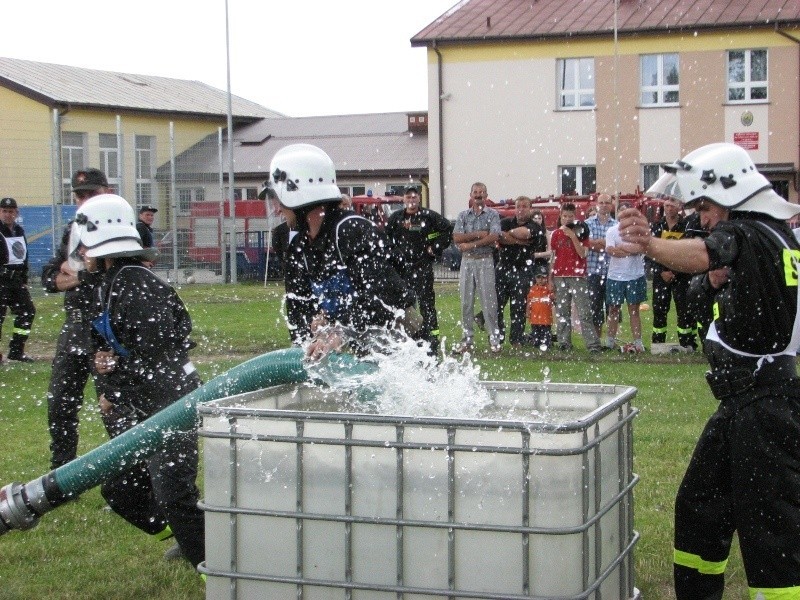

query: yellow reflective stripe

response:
[674,549,728,575]
[153,525,173,541]
[677,326,694,335]
[749,586,800,599]
[652,326,667,334]
[12,327,30,336]
[712,301,720,321]
[782,248,800,286]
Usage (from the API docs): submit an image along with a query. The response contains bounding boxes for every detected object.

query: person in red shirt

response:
[549,203,602,352]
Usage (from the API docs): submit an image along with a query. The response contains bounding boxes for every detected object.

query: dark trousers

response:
[496,264,534,345]
[652,275,695,347]
[100,378,205,568]
[47,342,94,468]
[0,280,35,353]
[673,383,800,598]
[402,265,439,350]
[526,324,552,350]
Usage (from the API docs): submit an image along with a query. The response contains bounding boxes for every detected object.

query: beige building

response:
[412,0,800,219]
[0,57,279,224]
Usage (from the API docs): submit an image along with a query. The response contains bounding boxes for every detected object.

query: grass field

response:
[0,282,748,599]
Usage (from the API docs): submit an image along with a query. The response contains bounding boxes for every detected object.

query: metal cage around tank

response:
[198,381,640,600]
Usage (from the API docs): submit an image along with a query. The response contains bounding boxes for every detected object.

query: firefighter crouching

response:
[618,142,800,600]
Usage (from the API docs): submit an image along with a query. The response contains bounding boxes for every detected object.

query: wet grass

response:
[0,281,748,598]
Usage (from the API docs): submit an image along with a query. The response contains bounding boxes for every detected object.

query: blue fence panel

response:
[17,206,77,277]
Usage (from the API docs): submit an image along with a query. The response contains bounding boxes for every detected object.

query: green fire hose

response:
[0,347,371,535]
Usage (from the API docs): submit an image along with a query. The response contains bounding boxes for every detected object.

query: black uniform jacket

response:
[385,208,453,276]
[0,221,29,281]
[91,259,198,412]
[284,208,416,343]
[41,223,102,353]
[704,213,799,362]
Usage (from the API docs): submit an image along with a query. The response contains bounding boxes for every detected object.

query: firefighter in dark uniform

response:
[0,196,35,362]
[619,142,800,600]
[649,196,697,351]
[268,144,420,360]
[495,195,547,346]
[70,194,205,568]
[42,169,109,468]
[385,185,452,353]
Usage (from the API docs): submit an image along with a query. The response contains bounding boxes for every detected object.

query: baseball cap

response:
[138,205,158,214]
[71,168,109,192]
[535,265,549,278]
[0,197,17,209]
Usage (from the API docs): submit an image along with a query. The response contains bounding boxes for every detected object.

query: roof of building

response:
[165,112,428,180]
[0,57,282,121]
[412,0,800,45]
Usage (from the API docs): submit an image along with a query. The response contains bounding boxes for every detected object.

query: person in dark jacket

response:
[41,168,109,468]
[619,143,800,600]
[385,185,452,353]
[0,196,35,362]
[70,193,204,569]
[495,195,548,347]
[267,144,419,360]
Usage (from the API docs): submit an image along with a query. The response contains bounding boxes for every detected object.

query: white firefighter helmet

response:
[650,143,800,220]
[267,144,341,210]
[68,194,156,269]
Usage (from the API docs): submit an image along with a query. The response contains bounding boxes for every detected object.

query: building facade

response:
[412,0,800,219]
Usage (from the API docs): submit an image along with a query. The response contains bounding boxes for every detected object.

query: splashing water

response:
[303,331,492,419]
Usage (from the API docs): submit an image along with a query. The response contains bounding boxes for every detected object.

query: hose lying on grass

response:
[0,347,372,535]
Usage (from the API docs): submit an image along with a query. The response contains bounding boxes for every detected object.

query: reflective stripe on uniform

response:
[674,549,728,575]
[652,326,667,334]
[677,326,695,335]
[750,586,800,600]
[12,327,30,336]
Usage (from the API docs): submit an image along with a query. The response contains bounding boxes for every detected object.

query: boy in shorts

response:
[604,216,647,353]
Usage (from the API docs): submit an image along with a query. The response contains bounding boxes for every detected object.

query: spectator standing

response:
[41,168,109,468]
[385,185,452,354]
[136,205,157,268]
[649,197,697,353]
[452,182,502,354]
[135,205,157,248]
[71,194,205,568]
[584,193,617,345]
[550,203,602,352]
[619,143,800,598]
[525,264,554,350]
[0,197,35,362]
[604,219,647,353]
[495,196,548,346]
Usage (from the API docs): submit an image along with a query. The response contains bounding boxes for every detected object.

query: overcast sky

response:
[2,0,458,117]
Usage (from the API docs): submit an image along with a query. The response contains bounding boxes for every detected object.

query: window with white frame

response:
[177,188,205,215]
[135,135,155,208]
[61,132,86,204]
[728,49,767,102]
[642,164,662,191]
[99,134,120,194]
[559,166,596,195]
[557,58,595,109]
[339,185,366,197]
[233,187,258,201]
[640,54,679,106]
